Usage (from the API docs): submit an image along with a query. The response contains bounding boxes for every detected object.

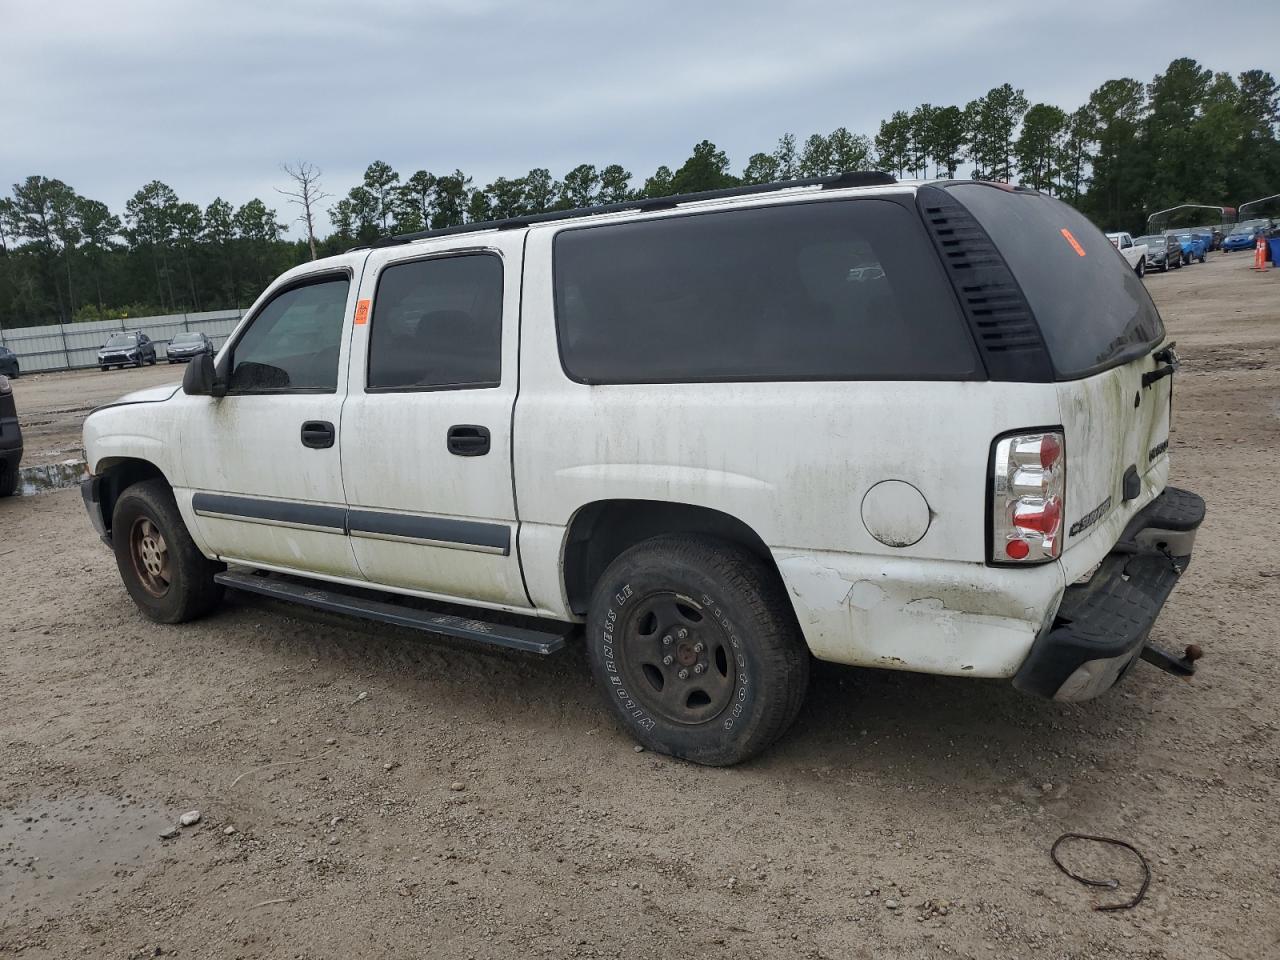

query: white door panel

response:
[180,267,364,579]
[340,234,529,606]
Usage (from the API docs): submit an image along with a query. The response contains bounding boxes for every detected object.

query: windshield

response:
[1135,236,1162,246]
[105,334,137,347]
[172,333,201,344]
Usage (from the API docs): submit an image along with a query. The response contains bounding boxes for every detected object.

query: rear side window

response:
[947,184,1164,378]
[553,199,979,383]
[368,253,502,391]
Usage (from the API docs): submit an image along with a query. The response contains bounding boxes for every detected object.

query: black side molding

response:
[192,493,347,532]
[347,509,510,554]
[191,492,511,554]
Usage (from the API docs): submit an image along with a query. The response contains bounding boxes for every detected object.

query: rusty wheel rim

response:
[129,515,171,598]
[615,592,737,726]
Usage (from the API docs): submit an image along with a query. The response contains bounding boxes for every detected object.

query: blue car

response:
[1169,232,1208,264]
[1222,226,1264,252]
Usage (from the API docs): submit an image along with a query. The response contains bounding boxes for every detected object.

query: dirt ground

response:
[1,254,1277,959]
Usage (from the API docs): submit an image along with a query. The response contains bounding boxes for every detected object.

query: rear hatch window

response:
[947,184,1164,379]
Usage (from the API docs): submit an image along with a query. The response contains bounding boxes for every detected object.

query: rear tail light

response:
[990,429,1065,564]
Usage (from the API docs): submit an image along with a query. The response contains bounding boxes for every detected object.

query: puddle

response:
[17,458,88,496]
[1,793,174,911]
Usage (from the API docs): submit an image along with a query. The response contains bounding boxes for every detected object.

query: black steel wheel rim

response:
[614,591,737,726]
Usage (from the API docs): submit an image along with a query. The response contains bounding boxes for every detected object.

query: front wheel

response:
[1136,260,1145,278]
[585,535,810,766]
[112,478,224,623]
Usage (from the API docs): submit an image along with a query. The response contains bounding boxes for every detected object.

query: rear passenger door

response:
[340,236,530,609]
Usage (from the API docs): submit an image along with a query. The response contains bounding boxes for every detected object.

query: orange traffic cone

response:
[1253,236,1269,271]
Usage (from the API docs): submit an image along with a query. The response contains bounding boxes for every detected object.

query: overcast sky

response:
[4,0,1277,231]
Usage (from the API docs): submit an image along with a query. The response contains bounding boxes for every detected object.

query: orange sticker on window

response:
[354,298,370,325]
[1060,228,1086,257]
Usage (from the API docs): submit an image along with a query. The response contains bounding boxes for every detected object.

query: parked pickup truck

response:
[1105,231,1149,276]
[81,174,1206,765]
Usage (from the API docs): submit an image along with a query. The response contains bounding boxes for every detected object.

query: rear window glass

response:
[553,199,979,383]
[948,184,1164,378]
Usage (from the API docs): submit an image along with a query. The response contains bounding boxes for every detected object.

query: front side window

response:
[228,277,349,393]
[553,199,979,384]
[367,253,503,391]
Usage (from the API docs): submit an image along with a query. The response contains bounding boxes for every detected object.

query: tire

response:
[111,478,224,623]
[101,365,109,372]
[1136,260,1145,278]
[0,461,17,498]
[585,535,809,766]
[135,356,144,367]
[149,355,157,365]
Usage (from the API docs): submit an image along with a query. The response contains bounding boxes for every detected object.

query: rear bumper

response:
[1013,486,1205,701]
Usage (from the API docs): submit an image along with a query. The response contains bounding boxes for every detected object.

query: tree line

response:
[1,57,1276,329]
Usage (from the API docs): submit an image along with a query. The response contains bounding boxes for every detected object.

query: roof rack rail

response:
[357,170,896,250]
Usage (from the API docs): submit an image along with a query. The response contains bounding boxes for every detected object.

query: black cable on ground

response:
[1050,832,1151,911]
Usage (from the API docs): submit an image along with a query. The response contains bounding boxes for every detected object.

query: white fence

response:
[0,310,245,373]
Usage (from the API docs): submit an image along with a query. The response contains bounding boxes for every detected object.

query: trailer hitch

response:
[1140,641,1202,678]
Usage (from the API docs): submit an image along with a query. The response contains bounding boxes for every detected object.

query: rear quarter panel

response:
[514,222,1064,633]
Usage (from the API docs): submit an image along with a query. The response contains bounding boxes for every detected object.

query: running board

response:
[214,570,569,655]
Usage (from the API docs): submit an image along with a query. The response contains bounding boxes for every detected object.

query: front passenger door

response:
[179,270,364,580]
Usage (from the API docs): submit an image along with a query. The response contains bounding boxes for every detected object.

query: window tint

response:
[229,277,349,392]
[947,184,1164,378]
[368,254,502,390]
[554,199,978,383]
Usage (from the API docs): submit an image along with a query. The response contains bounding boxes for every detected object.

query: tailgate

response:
[1056,349,1172,554]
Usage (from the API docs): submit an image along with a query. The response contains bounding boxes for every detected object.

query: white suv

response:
[81,173,1205,765]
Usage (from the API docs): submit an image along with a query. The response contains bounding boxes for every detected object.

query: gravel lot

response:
[2,255,1277,959]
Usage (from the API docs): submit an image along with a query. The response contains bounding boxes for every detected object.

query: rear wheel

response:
[112,478,224,623]
[1136,259,1145,278]
[585,535,809,766]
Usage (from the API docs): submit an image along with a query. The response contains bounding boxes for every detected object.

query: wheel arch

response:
[560,498,778,616]
[94,457,169,539]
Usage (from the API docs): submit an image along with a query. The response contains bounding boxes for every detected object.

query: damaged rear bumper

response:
[1013,486,1205,701]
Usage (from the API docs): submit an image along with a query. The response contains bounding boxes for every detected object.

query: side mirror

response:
[183,352,217,396]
